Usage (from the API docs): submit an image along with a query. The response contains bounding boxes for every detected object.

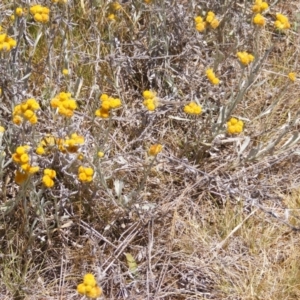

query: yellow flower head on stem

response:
[288,72,296,82]
[148,144,162,156]
[227,117,244,134]
[237,51,255,66]
[275,13,290,30]
[253,13,265,26]
[184,102,202,115]
[206,68,220,85]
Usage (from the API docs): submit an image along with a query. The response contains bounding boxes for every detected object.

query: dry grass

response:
[0,0,300,299]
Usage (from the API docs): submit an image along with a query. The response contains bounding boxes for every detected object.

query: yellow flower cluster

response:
[12,146,39,175]
[77,273,102,299]
[107,2,122,21]
[275,13,290,30]
[0,33,16,52]
[142,90,159,111]
[194,16,206,32]
[237,51,255,66]
[183,102,202,115]
[205,11,220,29]
[64,133,85,153]
[148,144,163,156]
[78,166,94,182]
[51,92,77,117]
[253,13,265,26]
[194,11,219,32]
[95,94,122,118]
[13,98,40,125]
[36,133,84,155]
[36,135,57,155]
[206,68,220,85]
[111,2,122,11]
[30,5,50,23]
[42,169,56,188]
[252,0,268,13]
[288,72,296,82]
[227,118,244,134]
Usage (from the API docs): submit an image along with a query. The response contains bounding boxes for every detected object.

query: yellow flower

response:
[212,77,220,85]
[29,115,38,124]
[86,286,102,298]
[195,22,206,32]
[98,151,104,158]
[142,91,158,111]
[96,94,122,117]
[143,98,158,111]
[206,11,215,23]
[107,14,116,21]
[23,109,34,119]
[44,169,56,178]
[13,98,39,125]
[142,90,156,99]
[95,107,110,118]
[111,2,122,11]
[64,133,84,153]
[20,153,29,164]
[109,98,122,109]
[275,13,290,30]
[206,68,220,85]
[260,2,269,11]
[42,175,54,188]
[83,274,97,287]
[62,68,69,75]
[26,98,40,110]
[78,167,94,182]
[100,94,109,102]
[30,5,50,23]
[77,273,102,298]
[227,118,244,134]
[288,72,296,82]
[95,108,109,118]
[77,283,86,295]
[252,0,268,13]
[51,92,77,117]
[36,146,45,155]
[28,166,40,174]
[194,16,204,23]
[0,34,16,52]
[210,18,220,29]
[194,15,206,32]
[253,13,265,26]
[15,7,24,17]
[237,51,255,66]
[0,126,5,133]
[15,170,29,185]
[184,102,202,115]
[148,144,162,156]
[13,115,23,125]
